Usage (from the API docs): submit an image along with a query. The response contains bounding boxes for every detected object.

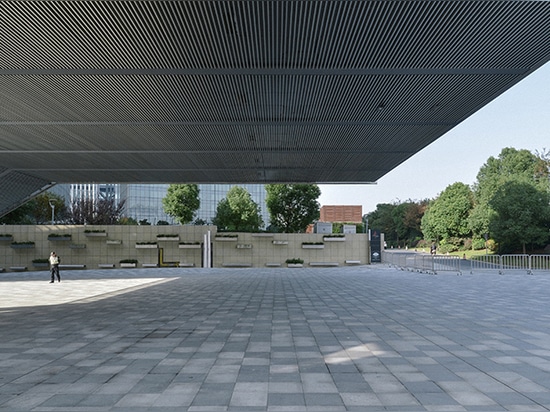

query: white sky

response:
[319,61,550,215]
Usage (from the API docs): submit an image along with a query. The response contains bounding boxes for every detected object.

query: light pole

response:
[48,200,55,225]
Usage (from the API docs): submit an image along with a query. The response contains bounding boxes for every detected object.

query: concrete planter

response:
[157,236,179,241]
[106,240,122,245]
[236,244,252,249]
[179,244,201,249]
[287,263,304,268]
[302,244,324,249]
[273,240,288,245]
[85,232,107,237]
[215,236,238,241]
[48,236,71,241]
[120,263,137,268]
[69,243,87,249]
[135,244,158,249]
[0,236,13,241]
[323,237,346,242]
[11,243,35,249]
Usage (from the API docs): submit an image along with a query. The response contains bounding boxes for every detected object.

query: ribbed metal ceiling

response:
[1,1,550,216]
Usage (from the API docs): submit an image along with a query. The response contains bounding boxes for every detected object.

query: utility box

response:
[314,222,333,234]
[342,224,356,234]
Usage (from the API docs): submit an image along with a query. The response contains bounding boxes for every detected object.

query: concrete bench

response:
[178,263,195,267]
[142,263,158,268]
[222,263,252,268]
[309,262,339,267]
[59,264,86,269]
[265,263,281,267]
[10,266,27,272]
[345,260,361,265]
[98,263,115,268]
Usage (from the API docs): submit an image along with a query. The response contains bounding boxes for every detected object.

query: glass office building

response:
[52,183,269,227]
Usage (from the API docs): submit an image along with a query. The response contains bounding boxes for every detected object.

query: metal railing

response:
[383,251,550,275]
[382,250,550,275]
[470,254,542,275]
[530,254,550,274]
[382,251,461,275]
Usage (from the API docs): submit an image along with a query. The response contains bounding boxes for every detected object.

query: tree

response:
[162,184,200,225]
[392,201,428,247]
[0,202,35,224]
[119,216,138,225]
[0,191,67,224]
[69,197,126,224]
[366,203,397,243]
[212,186,263,232]
[421,182,473,244]
[366,200,428,248]
[469,147,548,239]
[489,181,550,254]
[265,184,321,233]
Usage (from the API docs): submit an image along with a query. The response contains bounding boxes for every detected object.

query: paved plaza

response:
[1,265,550,411]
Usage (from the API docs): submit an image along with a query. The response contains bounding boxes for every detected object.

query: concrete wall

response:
[0,225,369,272]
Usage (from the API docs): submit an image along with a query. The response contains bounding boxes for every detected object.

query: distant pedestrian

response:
[430,243,437,255]
[49,251,61,283]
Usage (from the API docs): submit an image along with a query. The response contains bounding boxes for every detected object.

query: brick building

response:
[320,205,363,223]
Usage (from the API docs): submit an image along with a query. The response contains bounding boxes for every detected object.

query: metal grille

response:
[1,1,550,214]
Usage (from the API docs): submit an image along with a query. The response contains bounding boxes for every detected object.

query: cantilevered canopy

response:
[1,1,550,216]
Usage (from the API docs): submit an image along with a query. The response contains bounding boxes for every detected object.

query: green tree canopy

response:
[392,201,427,247]
[366,200,427,247]
[469,148,548,239]
[474,148,546,202]
[265,184,320,233]
[162,184,200,225]
[489,181,550,254]
[0,191,67,224]
[366,203,396,242]
[421,182,474,242]
[212,186,263,232]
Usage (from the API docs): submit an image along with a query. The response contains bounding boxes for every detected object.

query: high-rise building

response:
[51,183,269,226]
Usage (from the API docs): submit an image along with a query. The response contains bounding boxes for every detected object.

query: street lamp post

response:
[48,200,55,225]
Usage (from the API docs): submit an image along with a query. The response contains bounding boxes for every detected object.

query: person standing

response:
[49,251,61,283]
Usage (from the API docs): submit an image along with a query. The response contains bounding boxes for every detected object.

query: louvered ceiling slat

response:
[1,0,550,215]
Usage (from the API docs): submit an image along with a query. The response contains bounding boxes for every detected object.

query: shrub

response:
[438,243,458,254]
[487,239,497,252]
[285,258,304,264]
[462,238,473,251]
[416,239,430,249]
[472,238,486,250]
